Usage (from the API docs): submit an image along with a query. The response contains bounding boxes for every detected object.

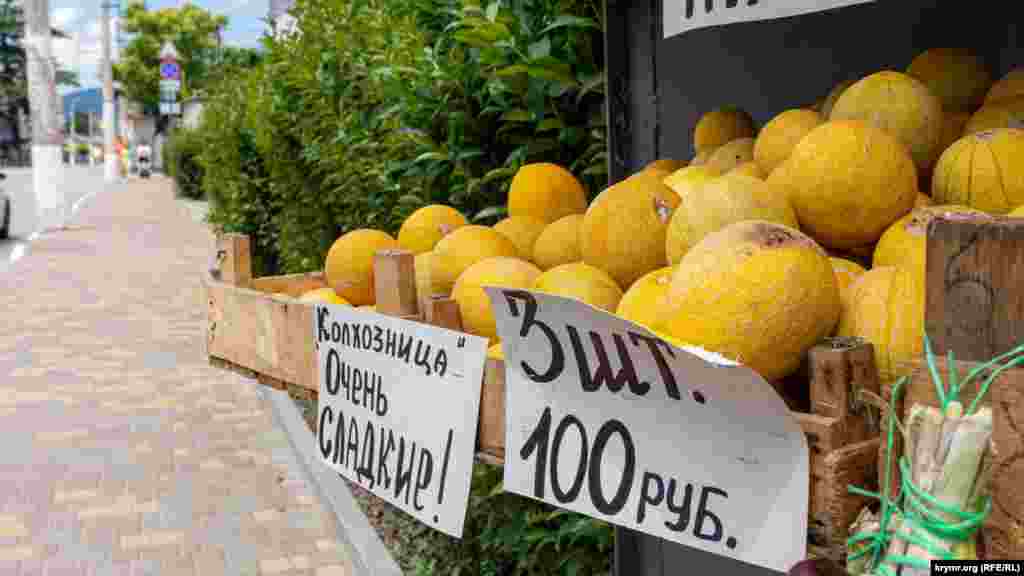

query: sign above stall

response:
[664,0,877,39]
[485,288,809,573]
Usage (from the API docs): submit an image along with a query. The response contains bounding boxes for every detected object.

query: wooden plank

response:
[809,337,880,446]
[922,216,1024,560]
[250,272,327,297]
[925,217,1024,362]
[422,296,462,332]
[817,438,880,559]
[204,273,318,392]
[478,357,506,457]
[374,250,418,317]
[214,233,252,287]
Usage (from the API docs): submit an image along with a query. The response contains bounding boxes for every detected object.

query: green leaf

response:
[536,118,565,132]
[528,37,551,59]
[576,72,606,104]
[473,205,508,222]
[495,64,529,77]
[582,163,608,176]
[539,15,599,35]
[414,152,448,163]
[485,1,500,22]
[526,57,576,85]
[501,109,532,122]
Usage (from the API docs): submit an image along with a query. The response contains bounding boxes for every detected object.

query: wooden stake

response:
[213,234,252,287]
[478,357,506,460]
[809,337,880,445]
[373,249,418,317]
[422,296,462,332]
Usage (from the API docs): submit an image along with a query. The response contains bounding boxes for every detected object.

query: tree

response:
[0,0,79,156]
[112,1,228,113]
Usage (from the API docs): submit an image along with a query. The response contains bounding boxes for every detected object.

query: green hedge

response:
[164,127,205,200]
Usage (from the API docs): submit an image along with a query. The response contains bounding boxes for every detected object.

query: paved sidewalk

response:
[0,178,358,575]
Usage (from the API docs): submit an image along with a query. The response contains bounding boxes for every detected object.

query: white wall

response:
[2,165,105,238]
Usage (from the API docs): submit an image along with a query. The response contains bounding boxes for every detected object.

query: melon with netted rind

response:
[433,225,519,292]
[580,174,681,288]
[690,149,714,166]
[508,163,587,225]
[906,48,993,114]
[775,120,917,250]
[533,214,584,271]
[729,162,764,179]
[705,138,755,175]
[931,128,1024,214]
[984,68,1024,105]
[452,257,542,343]
[397,205,468,254]
[299,287,351,306]
[820,79,856,118]
[532,262,624,313]
[413,251,454,300]
[963,97,1024,135]
[837,266,924,381]
[324,229,399,306]
[873,205,988,279]
[615,266,674,330]
[644,159,688,174]
[493,216,547,263]
[656,220,840,381]
[753,109,823,175]
[830,71,944,174]
[829,256,867,334]
[693,108,755,154]
[665,173,797,266]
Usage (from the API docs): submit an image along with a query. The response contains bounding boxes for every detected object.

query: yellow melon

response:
[821,79,856,119]
[615,266,674,330]
[493,216,547,262]
[1009,205,1024,218]
[299,287,351,306]
[985,68,1024,105]
[397,205,468,254]
[663,166,718,198]
[776,120,917,250]
[830,71,945,174]
[829,257,866,298]
[705,138,755,175]
[508,163,587,224]
[324,229,399,306]
[906,48,993,114]
[665,173,797,265]
[873,205,987,280]
[487,342,504,360]
[644,159,688,173]
[963,97,1024,135]
[729,161,764,179]
[753,109,823,175]
[533,214,584,271]
[414,251,453,300]
[657,221,840,381]
[581,174,681,288]
[915,193,934,208]
[837,266,924,381]
[532,262,624,313]
[452,257,542,343]
[693,107,756,154]
[433,225,519,291]
[931,129,1024,214]
[690,149,714,166]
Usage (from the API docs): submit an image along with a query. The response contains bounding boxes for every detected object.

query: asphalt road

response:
[1,165,106,269]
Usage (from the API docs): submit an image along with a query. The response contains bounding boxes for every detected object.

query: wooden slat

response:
[374,250,418,317]
[250,272,327,297]
[478,357,506,457]
[215,233,252,287]
[809,337,880,446]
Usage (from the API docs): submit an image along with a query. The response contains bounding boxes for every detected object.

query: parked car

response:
[0,172,9,239]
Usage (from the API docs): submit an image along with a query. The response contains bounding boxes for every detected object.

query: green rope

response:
[844,334,1024,574]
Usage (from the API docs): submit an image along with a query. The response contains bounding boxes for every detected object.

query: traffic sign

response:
[159,41,179,60]
[160,79,181,91]
[160,60,181,81]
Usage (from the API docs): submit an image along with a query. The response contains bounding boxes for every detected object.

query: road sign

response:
[160,60,181,81]
[160,102,181,115]
[159,41,179,60]
[160,79,181,91]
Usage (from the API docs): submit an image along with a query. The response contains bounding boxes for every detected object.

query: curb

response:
[261,384,404,576]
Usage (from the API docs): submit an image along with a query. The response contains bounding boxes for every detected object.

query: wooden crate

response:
[204,232,882,560]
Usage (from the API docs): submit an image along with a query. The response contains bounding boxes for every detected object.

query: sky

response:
[50,0,273,95]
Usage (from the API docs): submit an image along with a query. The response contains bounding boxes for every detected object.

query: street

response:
[1,165,106,268]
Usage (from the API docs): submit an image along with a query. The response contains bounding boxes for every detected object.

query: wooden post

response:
[478,357,506,460]
[373,249,419,318]
[422,296,463,332]
[213,234,252,287]
[809,337,880,446]
[921,216,1024,559]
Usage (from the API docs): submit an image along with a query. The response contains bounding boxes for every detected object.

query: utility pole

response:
[102,1,118,182]
[24,0,65,230]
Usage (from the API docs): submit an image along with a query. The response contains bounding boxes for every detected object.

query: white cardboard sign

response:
[314,305,488,538]
[485,288,809,572]
[663,0,877,39]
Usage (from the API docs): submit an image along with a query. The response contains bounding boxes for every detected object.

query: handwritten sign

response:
[663,0,877,39]
[485,288,809,572]
[314,305,488,538]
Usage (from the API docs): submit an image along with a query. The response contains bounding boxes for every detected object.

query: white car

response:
[0,173,9,239]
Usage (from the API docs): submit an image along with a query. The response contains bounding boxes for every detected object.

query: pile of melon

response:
[285,48,1023,386]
